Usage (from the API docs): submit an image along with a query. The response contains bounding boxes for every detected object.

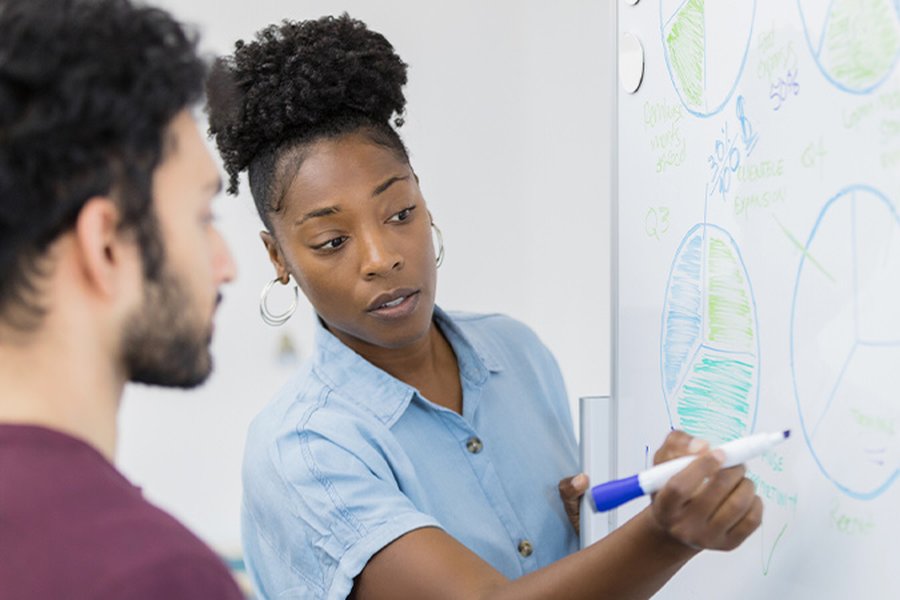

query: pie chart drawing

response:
[791,185,900,499]
[798,0,900,94]
[661,223,760,446]
[660,0,757,117]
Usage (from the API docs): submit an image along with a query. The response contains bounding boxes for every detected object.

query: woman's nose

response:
[359,232,402,279]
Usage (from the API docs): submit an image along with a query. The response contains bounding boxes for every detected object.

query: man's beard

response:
[121,265,217,389]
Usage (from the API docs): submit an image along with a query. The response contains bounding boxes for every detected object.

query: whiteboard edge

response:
[609,0,621,533]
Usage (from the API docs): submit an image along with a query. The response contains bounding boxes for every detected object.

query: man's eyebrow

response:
[372,175,410,197]
[296,206,341,226]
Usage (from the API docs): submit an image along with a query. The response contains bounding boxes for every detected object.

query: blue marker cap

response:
[590,474,643,512]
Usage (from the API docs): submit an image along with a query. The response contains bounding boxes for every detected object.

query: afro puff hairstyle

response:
[0,0,206,332]
[206,13,411,230]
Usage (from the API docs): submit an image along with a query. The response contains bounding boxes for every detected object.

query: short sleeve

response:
[242,398,443,600]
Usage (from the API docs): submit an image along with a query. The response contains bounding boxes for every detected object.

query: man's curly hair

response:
[206,13,410,231]
[0,0,206,332]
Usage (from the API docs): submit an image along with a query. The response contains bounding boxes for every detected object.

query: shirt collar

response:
[310,306,502,427]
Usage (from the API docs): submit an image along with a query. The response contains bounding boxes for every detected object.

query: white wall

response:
[118,0,613,553]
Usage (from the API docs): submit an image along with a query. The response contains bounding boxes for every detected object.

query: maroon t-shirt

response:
[0,424,243,599]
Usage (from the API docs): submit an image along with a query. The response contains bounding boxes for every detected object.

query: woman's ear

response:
[260,230,291,284]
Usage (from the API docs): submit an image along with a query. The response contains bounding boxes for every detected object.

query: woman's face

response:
[265,132,437,351]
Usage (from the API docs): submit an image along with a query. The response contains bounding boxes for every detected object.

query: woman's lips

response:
[366,290,421,320]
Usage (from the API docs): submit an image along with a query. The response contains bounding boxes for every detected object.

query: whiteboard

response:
[608,0,900,597]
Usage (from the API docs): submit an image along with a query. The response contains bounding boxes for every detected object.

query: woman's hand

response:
[649,431,763,552]
[558,473,590,534]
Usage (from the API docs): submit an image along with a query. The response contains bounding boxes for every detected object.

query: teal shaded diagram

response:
[661,223,760,446]
[791,185,899,499]
[661,0,757,117]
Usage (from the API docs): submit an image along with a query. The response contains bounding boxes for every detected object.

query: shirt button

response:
[466,436,483,454]
[518,539,534,558]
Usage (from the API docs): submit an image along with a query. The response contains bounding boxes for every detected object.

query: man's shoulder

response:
[86,541,244,599]
[72,478,244,598]
[0,425,242,599]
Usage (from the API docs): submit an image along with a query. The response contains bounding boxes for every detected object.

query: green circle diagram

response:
[661,224,760,447]
[661,0,756,117]
[798,0,900,93]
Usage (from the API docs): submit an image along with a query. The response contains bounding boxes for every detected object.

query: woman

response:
[207,14,761,599]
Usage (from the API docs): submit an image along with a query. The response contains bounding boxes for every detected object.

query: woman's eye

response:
[315,236,347,251]
[389,205,416,222]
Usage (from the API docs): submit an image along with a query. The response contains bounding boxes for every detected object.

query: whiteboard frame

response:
[579,0,621,550]
[609,0,621,527]
[579,395,617,548]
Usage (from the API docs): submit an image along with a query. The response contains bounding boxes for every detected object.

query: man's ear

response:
[74,197,135,298]
[260,230,291,284]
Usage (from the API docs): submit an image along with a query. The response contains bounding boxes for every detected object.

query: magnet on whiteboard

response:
[619,32,645,94]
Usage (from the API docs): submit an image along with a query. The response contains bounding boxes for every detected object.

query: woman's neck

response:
[335,320,463,414]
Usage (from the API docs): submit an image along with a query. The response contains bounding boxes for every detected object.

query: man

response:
[0,0,242,597]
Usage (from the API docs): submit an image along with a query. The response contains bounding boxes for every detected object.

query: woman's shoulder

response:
[445,310,539,341]
[243,364,377,471]
[247,362,382,437]
[444,310,548,356]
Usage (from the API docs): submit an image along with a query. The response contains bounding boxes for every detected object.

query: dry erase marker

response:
[590,430,791,512]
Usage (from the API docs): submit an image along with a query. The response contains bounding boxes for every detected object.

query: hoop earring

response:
[259,277,299,327]
[432,222,445,268]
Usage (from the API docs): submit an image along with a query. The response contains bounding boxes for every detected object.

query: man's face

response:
[123,111,236,388]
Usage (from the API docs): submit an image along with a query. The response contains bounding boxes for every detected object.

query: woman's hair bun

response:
[208,13,408,194]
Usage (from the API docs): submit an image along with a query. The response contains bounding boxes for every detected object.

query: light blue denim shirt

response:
[241,308,579,599]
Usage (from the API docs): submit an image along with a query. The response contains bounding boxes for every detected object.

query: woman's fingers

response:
[691,464,747,515]
[725,494,764,548]
[649,431,764,551]
[653,430,708,464]
[558,473,589,534]
[712,480,763,550]
[652,450,724,529]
